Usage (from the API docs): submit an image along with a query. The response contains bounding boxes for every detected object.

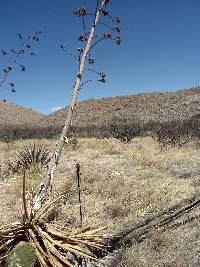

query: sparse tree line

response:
[1,116,200,147]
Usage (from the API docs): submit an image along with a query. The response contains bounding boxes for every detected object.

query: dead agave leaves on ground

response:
[0,171,110,266]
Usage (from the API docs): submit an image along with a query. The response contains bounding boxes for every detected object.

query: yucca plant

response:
[14,143,51,172]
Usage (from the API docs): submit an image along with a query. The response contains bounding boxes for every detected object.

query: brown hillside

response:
[0,101,45,126]
[40,87,200,128]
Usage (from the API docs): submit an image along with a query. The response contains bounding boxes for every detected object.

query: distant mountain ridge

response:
[39,87,200,128]
[1,87,200,129]
[0,101,45,126]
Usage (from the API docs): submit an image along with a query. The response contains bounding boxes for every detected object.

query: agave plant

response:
[14,143,52,172]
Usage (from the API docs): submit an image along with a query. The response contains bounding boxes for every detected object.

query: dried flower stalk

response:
[32,0,108,214]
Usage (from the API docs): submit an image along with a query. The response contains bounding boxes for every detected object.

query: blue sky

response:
[0,0,200,114]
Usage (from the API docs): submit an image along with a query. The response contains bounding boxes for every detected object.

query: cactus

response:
[7,243,36,267]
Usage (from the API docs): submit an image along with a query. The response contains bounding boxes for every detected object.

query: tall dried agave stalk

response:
[32,0,120,214]
[0,0,120,265]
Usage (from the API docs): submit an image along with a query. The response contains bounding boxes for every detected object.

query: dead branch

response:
[103,195,200,252]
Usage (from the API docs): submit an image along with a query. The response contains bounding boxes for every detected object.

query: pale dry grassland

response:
[1,137,200,266]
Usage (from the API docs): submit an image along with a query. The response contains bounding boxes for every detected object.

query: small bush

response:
[110,119,141,142]
[65,137,79,149]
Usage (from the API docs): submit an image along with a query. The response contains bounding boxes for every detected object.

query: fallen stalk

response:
[105,195,200,252]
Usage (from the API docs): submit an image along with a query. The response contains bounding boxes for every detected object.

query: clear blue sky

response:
[0,0,200,114]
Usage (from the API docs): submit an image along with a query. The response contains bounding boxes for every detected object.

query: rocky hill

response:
[0,101,45,126]
[1,87,200,140]
[40,87,200,128]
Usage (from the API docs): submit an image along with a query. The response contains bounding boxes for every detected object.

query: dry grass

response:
[115,215,200,267]
[1,137,200,266]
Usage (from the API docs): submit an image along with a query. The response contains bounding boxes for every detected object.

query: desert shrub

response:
[7,243,36,267]
[14,143,51,172]
[1,117,200,145]
[0,125,62,141]
[64,136,79,150]
[110,119,141,142]
[148,118,200,148]
[4,160,17,176]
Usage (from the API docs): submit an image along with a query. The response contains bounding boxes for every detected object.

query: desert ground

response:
[1,137,200,266]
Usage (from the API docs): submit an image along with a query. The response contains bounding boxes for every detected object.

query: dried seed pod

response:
[113,26,120,33]
[99,72,105,78]
[103,33,112,39]
[113,17,120,24]
[98,72,106,82]
[1,50,8,56]
[73,7,87,17]
[20,49,25,54]
[25,44,31,49]
[17,33,23,40]
[78,34,88,42]
[114,36,121,45]
[61,44,66,49]
[78,48,84,53]
[98,77,106,83]
[4,66,12,73]
[88,58,95,64]
[20,65,26,71]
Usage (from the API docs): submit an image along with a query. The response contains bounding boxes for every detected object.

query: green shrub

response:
[65,137,78,149]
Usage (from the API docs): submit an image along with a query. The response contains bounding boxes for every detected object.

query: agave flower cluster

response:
[0,31,41,100]
[61,0,121,86]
